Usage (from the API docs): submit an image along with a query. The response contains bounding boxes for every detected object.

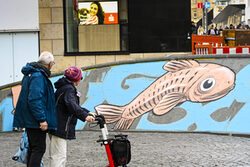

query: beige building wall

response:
[191,0,216,24]
[39,0,189,74]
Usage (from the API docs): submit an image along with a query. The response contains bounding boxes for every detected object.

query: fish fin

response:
[95,104,125,123]
[163,60,199,72]
[153,92,184,115]
[114,118,134,130]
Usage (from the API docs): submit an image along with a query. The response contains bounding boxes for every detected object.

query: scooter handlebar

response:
[95,114,106,128]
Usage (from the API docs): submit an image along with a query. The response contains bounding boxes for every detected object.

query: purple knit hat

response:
[64,66,83,82]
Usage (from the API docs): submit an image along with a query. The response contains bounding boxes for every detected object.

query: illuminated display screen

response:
[78,1,118,25]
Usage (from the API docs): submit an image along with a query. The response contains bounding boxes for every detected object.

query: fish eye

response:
[200,78,216,92]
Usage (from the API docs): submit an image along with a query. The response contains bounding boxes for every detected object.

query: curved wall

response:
[0,55,249,134]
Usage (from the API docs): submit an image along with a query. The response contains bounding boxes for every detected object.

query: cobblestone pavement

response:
[1,131,250,167]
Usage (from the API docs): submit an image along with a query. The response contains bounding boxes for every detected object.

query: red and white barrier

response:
[196,47,209,55]
[213,47,250,54]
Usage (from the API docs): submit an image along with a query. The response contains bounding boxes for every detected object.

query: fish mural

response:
[95,60,236,130]
[11,85,21,115]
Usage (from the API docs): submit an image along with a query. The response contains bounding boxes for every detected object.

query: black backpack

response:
[110,135,131,166]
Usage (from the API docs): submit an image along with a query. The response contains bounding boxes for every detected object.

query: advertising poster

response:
[78,1,118,25]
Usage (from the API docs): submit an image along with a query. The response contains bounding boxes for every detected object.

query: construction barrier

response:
[192,34,223,54]
[195,44,212,55]
[212,44,250,54]
[192,34,250,55]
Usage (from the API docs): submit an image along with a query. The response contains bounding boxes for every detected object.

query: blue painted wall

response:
[0,58,249,133]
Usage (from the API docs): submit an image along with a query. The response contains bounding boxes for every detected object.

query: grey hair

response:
[38,51,54,65]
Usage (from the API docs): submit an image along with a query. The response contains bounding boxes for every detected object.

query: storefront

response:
[63,0,191,56]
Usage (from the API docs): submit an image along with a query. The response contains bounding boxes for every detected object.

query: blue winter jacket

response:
[13,62,57,130]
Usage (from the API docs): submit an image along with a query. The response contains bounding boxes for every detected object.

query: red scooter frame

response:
[95,115,116,167]
[95,115,130,167]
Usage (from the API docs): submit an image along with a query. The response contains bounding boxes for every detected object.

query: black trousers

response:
[26,128,46,167]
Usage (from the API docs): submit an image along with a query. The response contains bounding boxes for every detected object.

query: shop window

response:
[64,0,128,54]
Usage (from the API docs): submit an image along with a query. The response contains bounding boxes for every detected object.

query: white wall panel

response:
[0,0,39,31]
[13,32,39,82]
[0,32,39,86]
[0,33,14,86]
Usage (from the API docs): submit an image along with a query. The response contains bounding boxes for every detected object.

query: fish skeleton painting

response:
[95,60,236,130]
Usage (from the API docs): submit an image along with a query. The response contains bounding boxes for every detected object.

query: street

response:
[1,131,250,167]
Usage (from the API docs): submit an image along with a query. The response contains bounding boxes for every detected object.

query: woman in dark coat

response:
[48,66,95,167]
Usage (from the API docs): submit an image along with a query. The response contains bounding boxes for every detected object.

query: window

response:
[128,0,191,52]
[193,10,197,19]
[218,7,222,12]
[64,0,128,55]
[215,1,228,6]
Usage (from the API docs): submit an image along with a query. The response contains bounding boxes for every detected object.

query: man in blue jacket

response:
[13,51,57,167]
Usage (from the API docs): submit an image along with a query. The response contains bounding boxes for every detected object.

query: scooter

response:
[94,115,131,167]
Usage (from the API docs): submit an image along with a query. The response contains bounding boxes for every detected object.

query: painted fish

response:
[95,60,235,130]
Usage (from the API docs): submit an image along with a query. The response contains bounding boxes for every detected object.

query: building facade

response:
[39,0,191,74]
[190,0,216,24]
[0,0,39,86]
[0,0,192,86]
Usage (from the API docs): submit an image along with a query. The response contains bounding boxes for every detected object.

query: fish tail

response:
[95,104,125,123]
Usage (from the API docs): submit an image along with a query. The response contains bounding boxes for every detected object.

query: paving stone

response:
[1,131,250,166]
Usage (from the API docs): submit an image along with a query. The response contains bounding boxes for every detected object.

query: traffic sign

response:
[205,2,211,8]
[197,3,203,9]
